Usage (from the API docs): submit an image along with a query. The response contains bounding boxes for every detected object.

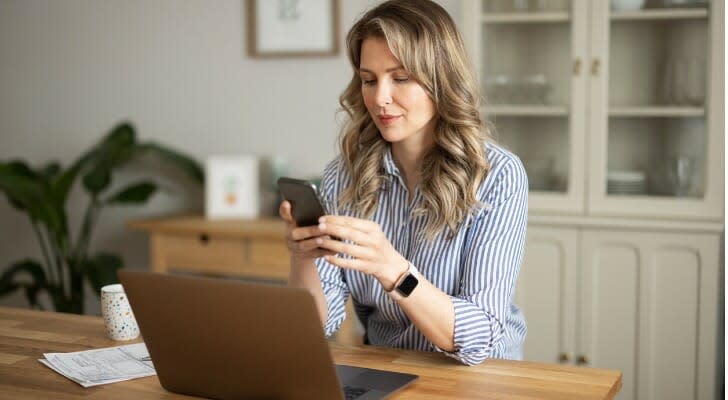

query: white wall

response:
[0,0,461,313]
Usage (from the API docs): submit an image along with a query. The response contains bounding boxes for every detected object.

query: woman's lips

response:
[378,115,401,126]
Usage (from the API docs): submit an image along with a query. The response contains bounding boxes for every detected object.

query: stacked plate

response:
[607,170,647,195]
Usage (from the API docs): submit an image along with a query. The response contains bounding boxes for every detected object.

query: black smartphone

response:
[277,177,328,227]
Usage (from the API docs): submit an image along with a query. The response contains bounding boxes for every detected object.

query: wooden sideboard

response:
[127,215,363,344]
[127,216,290,280]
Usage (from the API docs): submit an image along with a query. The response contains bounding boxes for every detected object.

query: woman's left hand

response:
[315,215,408,291]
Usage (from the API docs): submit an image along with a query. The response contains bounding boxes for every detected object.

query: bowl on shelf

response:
[607,170,647,195]
[610,0,646,11]
[520,74,551,104]
[484,74,551,105]
[483,74,515,104]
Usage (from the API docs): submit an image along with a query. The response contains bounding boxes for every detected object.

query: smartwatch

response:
[392,262,419,298]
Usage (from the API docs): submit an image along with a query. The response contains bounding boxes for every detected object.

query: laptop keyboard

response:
[343,386,370,399]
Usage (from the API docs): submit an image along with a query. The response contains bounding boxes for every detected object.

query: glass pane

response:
[494,117,570,193]
[479,1,573,194]
[607,117,706,198]
[607,7,709,200]
[481,23,571,107]
[609,20,708,107]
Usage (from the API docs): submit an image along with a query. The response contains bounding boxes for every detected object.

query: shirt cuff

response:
[432,297,502,366]
[322,284,347,337]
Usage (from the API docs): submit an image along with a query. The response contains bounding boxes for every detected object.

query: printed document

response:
[39,342,156,387]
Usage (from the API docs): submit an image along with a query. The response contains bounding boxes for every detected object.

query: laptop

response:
[119,271,418,400]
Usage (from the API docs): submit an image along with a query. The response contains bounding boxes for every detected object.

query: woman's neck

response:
[391,137,433,193]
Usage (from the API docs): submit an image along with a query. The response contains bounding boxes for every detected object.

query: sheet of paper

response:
[39,342,156,388]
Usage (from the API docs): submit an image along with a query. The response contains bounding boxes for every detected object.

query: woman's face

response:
[359,38,437,148]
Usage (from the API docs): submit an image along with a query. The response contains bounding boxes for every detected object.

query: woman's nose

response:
[374,82,393,106]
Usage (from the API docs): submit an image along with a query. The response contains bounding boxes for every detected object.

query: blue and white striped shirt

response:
[315,142,528,366]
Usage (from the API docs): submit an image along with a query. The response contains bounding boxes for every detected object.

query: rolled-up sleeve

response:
[314,158,350,337]
[435,158,528,365]
[315,257,349,337]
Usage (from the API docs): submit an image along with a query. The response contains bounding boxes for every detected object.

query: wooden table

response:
[127,215,363,345]
[0,307,622,399]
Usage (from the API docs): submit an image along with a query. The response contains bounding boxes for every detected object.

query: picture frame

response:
[205,156,260,219]
[247,0,340,58]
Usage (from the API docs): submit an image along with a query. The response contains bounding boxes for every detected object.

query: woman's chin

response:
[378,128,403,143]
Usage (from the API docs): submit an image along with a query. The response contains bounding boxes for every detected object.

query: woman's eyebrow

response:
[359,65,406,73]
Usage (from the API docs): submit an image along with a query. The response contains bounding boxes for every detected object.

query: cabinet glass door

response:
[589,0,723,219]
[478,0,587,215]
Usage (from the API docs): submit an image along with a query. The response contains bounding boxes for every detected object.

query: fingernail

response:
[316,238,323,245]
[319,223,326,230]
[319,217,326,223]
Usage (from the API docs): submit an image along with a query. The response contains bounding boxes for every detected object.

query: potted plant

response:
[0,122,204,314]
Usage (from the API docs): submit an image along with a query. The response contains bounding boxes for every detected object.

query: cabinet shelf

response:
[482,105,569,116]
[608,106,705,117]
[482,12,570,24]
[610,8,708,21]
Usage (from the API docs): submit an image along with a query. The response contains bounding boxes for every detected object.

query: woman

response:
[280,0,528,366]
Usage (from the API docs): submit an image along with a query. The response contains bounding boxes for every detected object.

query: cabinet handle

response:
[573,58,581,75]
[559,352,573,363]
[591,58,600,76]
[577,355,591,365]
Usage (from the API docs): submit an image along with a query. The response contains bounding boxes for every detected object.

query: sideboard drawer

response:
[155,233,290,279]
[161,234,246,275]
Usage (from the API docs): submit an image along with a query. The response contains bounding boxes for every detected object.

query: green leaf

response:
[53,152,94,207]
[0,260,48,308]
[137,143,205,184]
[0,162,63,234]
[80,122,137,196]
[82,166,112,195]
[84,253,123,295]
[40,162,61,179]
[105,181,157,205]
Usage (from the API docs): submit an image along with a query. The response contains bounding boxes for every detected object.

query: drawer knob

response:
[199,234,210,244]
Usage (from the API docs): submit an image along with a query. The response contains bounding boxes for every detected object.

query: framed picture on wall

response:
[247,0,340,57]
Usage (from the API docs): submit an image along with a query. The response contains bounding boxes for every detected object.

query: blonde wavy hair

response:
[338,0,493,240]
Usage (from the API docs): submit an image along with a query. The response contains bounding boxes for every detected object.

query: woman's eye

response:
[361,79,375,86]
[394,77,410,83]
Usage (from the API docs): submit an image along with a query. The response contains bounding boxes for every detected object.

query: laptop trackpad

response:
[336,364,366,381]
[335,364,418,392]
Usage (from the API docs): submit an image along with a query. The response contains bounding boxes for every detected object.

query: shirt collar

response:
[382,145,401,177]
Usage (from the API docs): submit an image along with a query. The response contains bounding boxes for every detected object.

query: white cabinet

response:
[464,2,724,399]
[515,226,577,364]
[516,222,721,400]
[580,229,720,400]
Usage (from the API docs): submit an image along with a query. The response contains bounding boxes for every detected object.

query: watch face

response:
[396,274,419,297]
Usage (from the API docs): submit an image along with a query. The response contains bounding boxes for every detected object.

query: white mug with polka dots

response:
[100,284,140,341]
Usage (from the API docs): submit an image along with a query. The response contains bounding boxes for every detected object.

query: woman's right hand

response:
[279,200,334,263]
